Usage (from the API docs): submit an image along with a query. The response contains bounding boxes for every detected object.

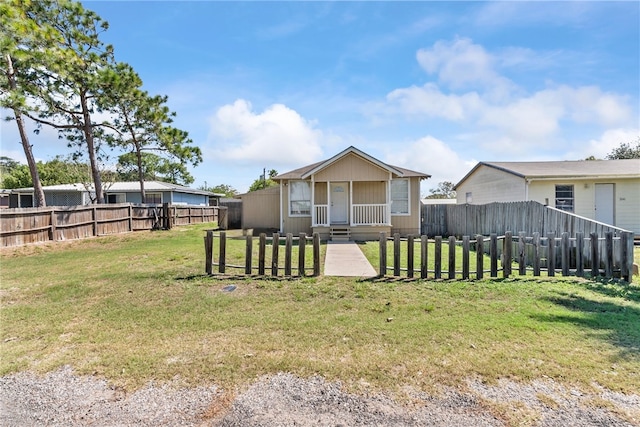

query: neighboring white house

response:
[454,159,640,234]
[9,181,221,207]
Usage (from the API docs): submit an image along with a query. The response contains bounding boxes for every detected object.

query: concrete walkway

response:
[323,241,377,278]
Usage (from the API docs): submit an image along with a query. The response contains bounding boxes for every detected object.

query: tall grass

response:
[1,225,638,398]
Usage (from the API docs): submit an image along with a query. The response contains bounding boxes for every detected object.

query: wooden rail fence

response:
[0,203,225,247]
[204,231,321,277]
[204,230,634,282]
[379,231,634,282]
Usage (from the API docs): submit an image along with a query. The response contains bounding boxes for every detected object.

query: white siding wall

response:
[456,167,526,204]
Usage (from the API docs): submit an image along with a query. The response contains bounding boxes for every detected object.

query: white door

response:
[330,183,348,224]
[595,183,614,225]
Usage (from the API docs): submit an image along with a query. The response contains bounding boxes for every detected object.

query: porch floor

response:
[323,241,377,278]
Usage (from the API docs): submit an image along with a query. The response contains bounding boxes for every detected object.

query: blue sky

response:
[1,1,638,195]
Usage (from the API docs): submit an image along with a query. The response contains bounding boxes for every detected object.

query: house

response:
[9,181,220,207]
[241,146,430,240]
[454,159,640,234]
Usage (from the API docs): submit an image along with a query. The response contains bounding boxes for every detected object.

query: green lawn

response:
[1,224,638,400]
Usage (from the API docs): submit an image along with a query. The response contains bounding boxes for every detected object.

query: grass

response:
[1,224,639,401]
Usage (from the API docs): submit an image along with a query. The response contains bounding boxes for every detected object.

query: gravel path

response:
[1,367,638,426]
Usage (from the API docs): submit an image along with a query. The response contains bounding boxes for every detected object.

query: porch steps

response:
[330,226,351,241]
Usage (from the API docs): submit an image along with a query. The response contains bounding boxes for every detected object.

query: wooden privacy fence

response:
[0,203,225,247]
[422,201,631,239]
[379,231,635,282]
[204,231,321,277]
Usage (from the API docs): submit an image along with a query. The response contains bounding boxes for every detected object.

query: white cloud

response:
[386,38,635,156]
[383,136,473,189]
[386,83,482,121]
[207,99,324,168]
[580,128,640,160]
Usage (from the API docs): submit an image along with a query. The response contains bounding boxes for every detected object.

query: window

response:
[390,179,409,215]
[555,185,574,212]
[465,192,473,204]
[289,181,311,215]
[105,193,126,204]
[145,193,162,204]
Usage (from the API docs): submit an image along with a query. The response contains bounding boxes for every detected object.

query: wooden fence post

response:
[92,206,98,237]
[576,232,584,278]
[449,236,457,279]
[285,233,293,277]
[503,231,512,278]
[379,232,387,277]
[271,233,280,276]
[620,232,632,282]
[313,232,320,276]
[434,236,442,279]
[605,232,613,279]
[547,232,556,277]
[128,204,133,232]
[476,235,483,280]
[218,231,226,273]
[49,208,57,242]
[462,236,470,280]
[533,232,541,276]
[258,233,266,275]
[393,233,401,277]
[420,235,428,279]
[245,234,253,275]
[561,232,570,276]
[407,235,414,279]
[590,232,599,277]
[298,233,306,277]
[518,232,526,276]
[204,230,213,275]
[489,234,498,278]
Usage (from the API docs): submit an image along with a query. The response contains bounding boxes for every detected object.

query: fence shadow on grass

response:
[533,290,640,358]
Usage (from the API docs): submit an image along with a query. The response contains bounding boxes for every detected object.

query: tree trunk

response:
[80,91,104,203]
[135,144,146,202]
[5,54,46,207]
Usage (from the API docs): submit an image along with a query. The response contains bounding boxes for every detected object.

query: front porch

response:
[310,180,392,241]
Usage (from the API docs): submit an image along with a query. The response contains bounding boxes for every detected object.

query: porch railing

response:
[352,203,388,226]
[314,204,328,226]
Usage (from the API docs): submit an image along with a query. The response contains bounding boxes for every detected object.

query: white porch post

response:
[279,180,284,233]
[311,176,315,226]
[349,181,353,226]
[387,173,392,226]
[327,180,331,225]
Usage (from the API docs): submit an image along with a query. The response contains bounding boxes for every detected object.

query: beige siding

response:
[529,178,640,233]
[281,180,313,234]
[391,177,422,236]
[314,152,390,182]
[314,182,327,204]
[456,167,526,204]
[616,178,640,233]
[240,186,280,230]
[352,182,386,204]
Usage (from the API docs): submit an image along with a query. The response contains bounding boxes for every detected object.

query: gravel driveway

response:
[1,367,638,426]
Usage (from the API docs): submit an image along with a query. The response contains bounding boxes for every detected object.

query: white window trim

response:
[390,178,410,216]
[288,180,311,217]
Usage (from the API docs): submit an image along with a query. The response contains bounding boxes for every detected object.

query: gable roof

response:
[274,146,430,180]
[456,159,640,188]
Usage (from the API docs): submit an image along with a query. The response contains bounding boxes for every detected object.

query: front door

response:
[330,182,348,224]
[595,183,614,225]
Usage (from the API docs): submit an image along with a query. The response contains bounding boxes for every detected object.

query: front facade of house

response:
[455,160,640,234]
[243,146,430,240]
[9,181,217,207]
